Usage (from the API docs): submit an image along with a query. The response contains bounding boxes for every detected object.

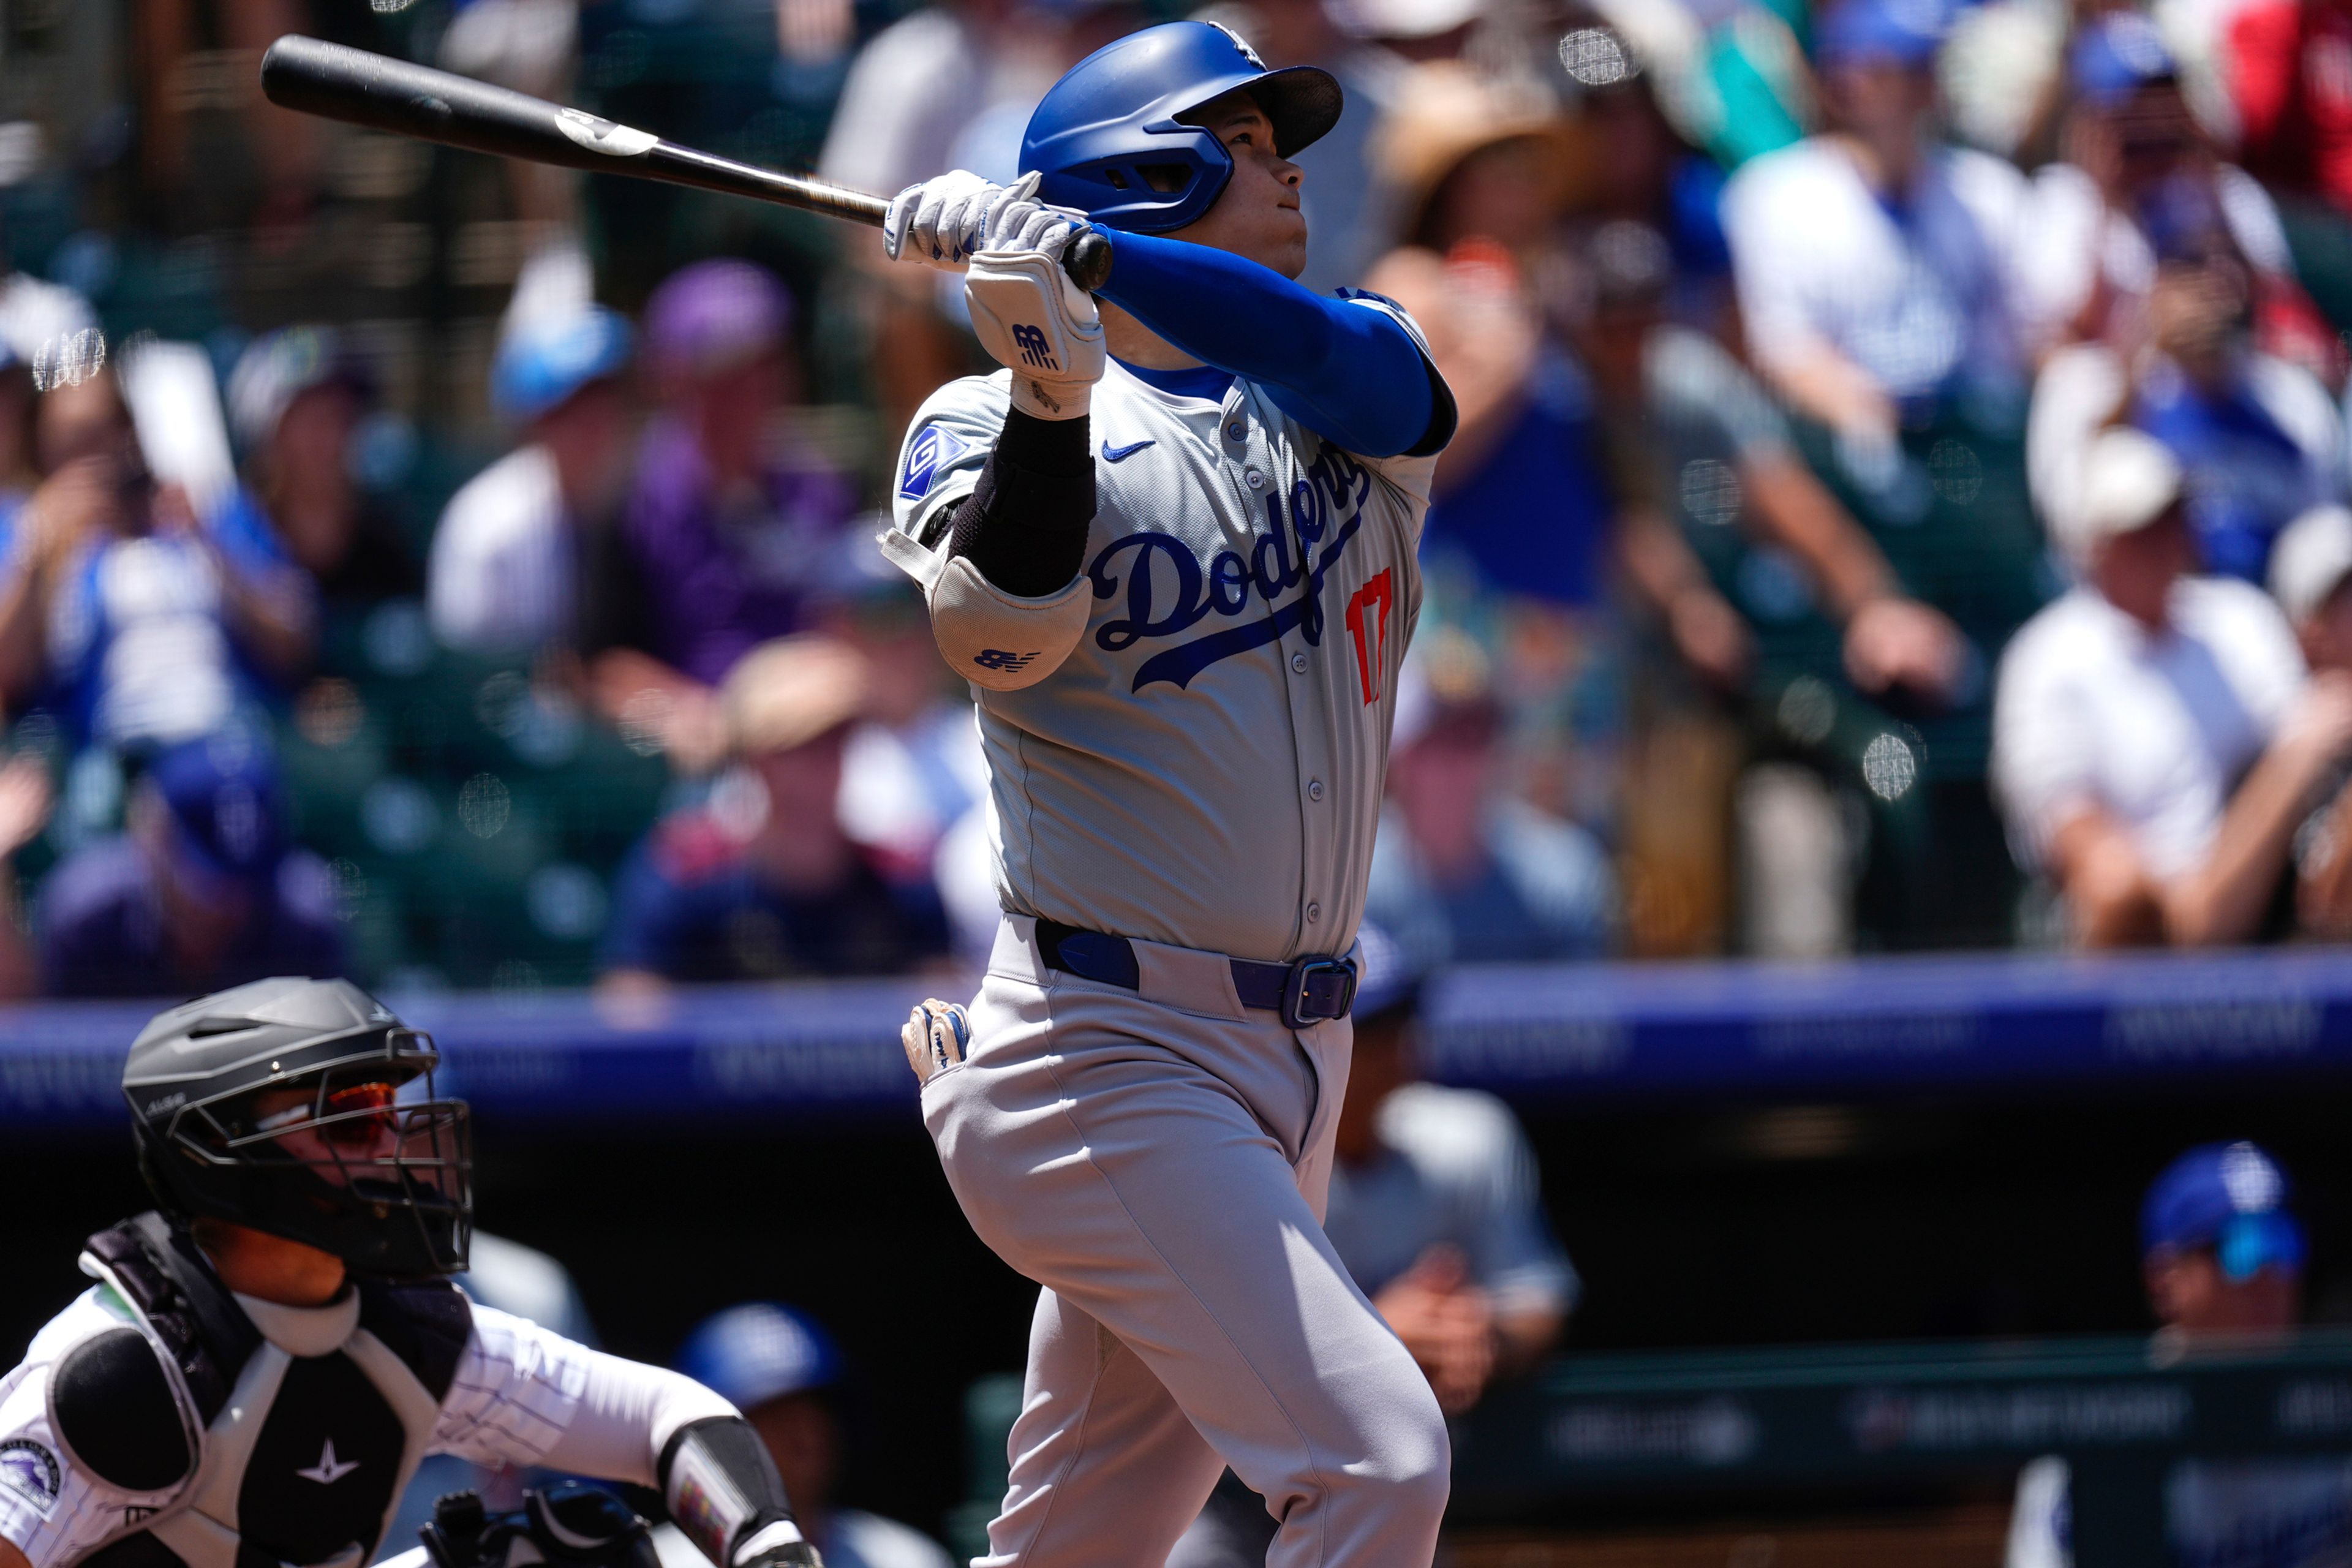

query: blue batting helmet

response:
[1020,21,1343,235]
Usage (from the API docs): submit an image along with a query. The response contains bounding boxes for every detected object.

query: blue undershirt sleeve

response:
[1093,228,1451,459]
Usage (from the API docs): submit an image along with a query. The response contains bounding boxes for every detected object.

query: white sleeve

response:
[2218,164,2296,277]
[0,1295,189,1568]
[1721,156,1834,382]
[428,450,561,655]
[1991,616,2099,870]
[430,1306,734,1485]
[2218,581,2309,740]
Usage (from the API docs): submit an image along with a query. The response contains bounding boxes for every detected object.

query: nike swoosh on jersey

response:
[1100,439,1155,463]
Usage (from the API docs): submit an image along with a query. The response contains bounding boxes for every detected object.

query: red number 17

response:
[1345,568,1393,707]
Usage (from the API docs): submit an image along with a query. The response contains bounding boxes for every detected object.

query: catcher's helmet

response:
[1020,21,1343,235]
[124,977,472,1278]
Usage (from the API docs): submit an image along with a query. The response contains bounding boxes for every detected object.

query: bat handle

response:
[1064,230,1113,294]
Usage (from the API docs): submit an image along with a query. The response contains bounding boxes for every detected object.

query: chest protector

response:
[63,1216,471,1568]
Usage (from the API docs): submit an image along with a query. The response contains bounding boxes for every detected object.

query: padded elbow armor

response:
[928,554,1091,691]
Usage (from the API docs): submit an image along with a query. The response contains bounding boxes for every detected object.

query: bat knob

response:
[1063,230,1113,295]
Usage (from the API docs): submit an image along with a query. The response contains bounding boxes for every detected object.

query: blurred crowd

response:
[1,0,2351,994]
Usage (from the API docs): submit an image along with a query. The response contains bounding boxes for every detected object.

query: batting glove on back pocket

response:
[966,225,1106,421]
[902,999,971,1085]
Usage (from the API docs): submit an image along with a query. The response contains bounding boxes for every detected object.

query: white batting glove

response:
[901,999,970,1085]
[966,220,1106,421]
[884,170,1082,271]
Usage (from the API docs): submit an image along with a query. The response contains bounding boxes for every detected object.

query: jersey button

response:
[1308,779,1325,801]
[1306,902,1322,923]
[1245,467,1266,490]
[1290,652,1308,674]
[1226,420,1246,442]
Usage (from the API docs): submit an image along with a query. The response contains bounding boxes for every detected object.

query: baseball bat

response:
[257,35,1114,293]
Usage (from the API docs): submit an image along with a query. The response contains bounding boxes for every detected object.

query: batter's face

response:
[1170,93,1308,279]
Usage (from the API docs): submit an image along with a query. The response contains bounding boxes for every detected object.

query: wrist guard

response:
[657,1417,813,1568]
[965,246,1105,421]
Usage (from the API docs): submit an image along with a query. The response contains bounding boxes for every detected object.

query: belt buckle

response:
[1280,956,1358,1030]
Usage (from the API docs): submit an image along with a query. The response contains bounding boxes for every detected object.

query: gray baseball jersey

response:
[880,301,1440,963]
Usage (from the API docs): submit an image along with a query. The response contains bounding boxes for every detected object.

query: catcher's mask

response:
[124,976,472,1278]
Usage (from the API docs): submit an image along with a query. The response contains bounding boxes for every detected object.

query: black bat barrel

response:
[258,36,1112,291]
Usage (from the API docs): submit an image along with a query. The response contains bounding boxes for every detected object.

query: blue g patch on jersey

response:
[900,424,967,502]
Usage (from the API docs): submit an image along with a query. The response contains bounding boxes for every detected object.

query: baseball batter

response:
[876,21,1457,1568]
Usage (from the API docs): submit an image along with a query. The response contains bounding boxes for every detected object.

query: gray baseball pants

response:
[919,916,1449,1568]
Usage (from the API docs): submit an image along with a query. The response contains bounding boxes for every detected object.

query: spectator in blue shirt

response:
[598,632,948,992]
[0,369,312,750]
[27,735,345,998]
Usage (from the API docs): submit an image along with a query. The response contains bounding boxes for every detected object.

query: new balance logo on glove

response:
[974,649,1041,673]
[1012,324,1059,369]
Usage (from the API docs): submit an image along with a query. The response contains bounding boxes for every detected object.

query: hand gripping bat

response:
[257,35,1114,292]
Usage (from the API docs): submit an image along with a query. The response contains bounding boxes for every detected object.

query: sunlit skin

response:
[1820,58,1937,190]
[2146,1248,2300,1339]
[1387,709,1504,892]
[533,376,636,521]
[260,382,364,579]
[189,1085,405,1308]
[2088,507,2199,633]
[1099,93,1306,370]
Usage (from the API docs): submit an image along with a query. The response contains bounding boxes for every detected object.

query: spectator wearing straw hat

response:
[597,633,948,992]
[1363,62,1609,611]
[1992,428,2352,947]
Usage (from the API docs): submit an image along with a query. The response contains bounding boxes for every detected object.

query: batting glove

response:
[902,999,970,1085]
[967,219,1106,421]
[884,170,1082,271]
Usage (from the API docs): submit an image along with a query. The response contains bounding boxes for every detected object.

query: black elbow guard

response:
[949,407,1097,598]
[657,1417,815,1567]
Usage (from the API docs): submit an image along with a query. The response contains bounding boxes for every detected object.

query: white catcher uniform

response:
[879,301,1451,1568]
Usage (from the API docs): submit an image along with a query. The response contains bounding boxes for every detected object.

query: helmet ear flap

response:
[134,1129,191,1221]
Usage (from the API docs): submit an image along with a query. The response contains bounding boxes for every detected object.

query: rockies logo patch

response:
[900,424,967,502]
[1,1438,61,1517]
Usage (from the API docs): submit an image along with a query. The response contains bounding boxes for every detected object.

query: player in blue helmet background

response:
[657,1306,951,1568]
[2005,1142,2346,1568]
[880,17,1458,1568]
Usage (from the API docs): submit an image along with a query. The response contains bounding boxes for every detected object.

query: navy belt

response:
[1033,919,1359,1030]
